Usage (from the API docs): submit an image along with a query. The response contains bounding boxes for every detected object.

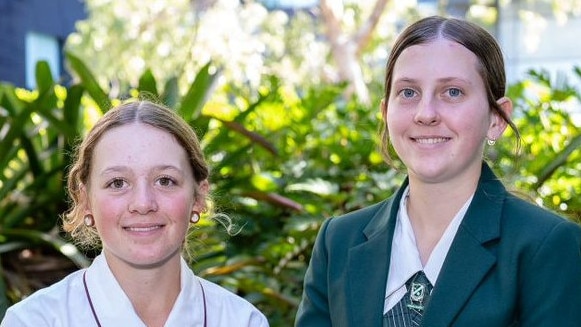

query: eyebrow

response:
[393,76,472,85]
[99,165,184,176]
[99,166,129,176]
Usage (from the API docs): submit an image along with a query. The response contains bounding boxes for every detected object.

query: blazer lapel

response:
[423,164,505,326]
[347,183,408,326]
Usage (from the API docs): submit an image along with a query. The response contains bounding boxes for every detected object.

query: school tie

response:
[383,270,433,327]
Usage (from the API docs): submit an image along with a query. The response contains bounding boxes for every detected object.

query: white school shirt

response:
[1,253,269,327]
[384,186,474,313]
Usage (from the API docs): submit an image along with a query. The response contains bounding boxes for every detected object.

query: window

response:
[25,32,60,89]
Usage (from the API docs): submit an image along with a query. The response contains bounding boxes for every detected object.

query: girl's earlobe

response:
[488,97,512,141]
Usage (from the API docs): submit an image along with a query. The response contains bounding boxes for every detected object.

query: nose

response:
[414,97,440,126]
[128,182,158,214]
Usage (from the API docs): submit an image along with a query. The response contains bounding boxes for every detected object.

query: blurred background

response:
[1,0,580,325]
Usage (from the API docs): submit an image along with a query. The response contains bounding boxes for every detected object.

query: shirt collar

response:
[85,254,204,326]
[85,253,145,326]
[385,186,474,298]
[385,186,422,299]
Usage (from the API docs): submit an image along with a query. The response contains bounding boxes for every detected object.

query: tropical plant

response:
[0,61,89,317]
[498,67,581,222]
[2,51,581,326]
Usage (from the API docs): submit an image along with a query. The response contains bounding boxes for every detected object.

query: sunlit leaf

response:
[65,52,111,113]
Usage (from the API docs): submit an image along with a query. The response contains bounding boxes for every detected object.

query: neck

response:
[406,166,480,265]
[407,178,477,226]
[104,251,182,327]
[407,162,481,224]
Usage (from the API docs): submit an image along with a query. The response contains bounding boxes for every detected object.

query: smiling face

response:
[83,122,205,269]
[384,38,507,185]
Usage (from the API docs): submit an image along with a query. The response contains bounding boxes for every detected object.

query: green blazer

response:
[295,163,581,326]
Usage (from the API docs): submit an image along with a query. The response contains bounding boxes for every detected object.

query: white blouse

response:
[384,186,474,314]
[1,253,269,327]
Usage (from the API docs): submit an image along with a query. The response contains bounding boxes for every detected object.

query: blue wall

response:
[0,0,86,87]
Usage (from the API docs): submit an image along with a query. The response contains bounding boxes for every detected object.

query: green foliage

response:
[0,61,91,306]
[189,77,404,324]
[1,54,580,326]
[0,64,77,234]
[496,68,581,222]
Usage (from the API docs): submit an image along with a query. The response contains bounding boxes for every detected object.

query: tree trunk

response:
[319,0,390,104]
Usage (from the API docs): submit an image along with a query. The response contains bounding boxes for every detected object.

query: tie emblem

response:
[410,282,426,302]
[408,280,430,311]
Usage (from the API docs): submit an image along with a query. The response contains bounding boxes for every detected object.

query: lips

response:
[412,137,451,144]
[123,224,164,232]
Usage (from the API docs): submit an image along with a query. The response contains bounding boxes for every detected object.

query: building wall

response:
[0,0,85,88]
[498,1,581,85]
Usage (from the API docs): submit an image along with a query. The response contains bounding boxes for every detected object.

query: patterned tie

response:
[383,271,433,327]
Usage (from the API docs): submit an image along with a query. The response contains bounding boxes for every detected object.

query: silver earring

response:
[190,212,200,224]
[487,138,496,146]
[84,214,94,227]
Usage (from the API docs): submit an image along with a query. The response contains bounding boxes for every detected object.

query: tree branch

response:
[353,0,390,53]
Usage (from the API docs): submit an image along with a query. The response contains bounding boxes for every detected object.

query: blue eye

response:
[401,88,416,98]
[448,88,462,97]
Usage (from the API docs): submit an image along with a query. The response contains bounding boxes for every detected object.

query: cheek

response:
[462,108,492,134]
[163,194,194,221]
[91,194,124,224]
[386,109,408,136]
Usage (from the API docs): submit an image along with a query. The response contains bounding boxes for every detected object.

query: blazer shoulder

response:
[502,193,581,239]
[477,164,580,238]
[328,199,390,227]
[504,193,577,224]
[322,197,395,246]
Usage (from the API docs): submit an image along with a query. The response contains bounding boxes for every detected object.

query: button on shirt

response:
[384,186,474,314]
[1,254,269,327]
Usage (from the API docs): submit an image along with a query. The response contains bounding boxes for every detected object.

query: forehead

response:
[91,123,188,169]
[393,38,482,83]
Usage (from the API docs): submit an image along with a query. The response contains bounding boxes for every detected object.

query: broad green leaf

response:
[35,61,54,95]
[32,92,76,138]
[138,69,158,98]
[0,107,33,167]
[161,77,179,108]
[0,83,25,115]
[63,85,84,131]
[65,52,111,113]
[177,62,220,121]
[18,133,42,178]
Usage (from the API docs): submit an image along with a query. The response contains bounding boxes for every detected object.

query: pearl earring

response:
[190,212,200,224]
[84,214,95,227]
[487,138,496,146]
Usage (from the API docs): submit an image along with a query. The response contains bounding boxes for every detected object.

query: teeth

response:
[415,137,449,144]
[125,226,162,232]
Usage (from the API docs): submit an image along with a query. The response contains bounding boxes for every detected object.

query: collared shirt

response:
[384,186,474,314]
[1,253,269,327]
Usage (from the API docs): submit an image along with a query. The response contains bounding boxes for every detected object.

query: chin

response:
[127,248,181,268]
[408,162,443,175]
